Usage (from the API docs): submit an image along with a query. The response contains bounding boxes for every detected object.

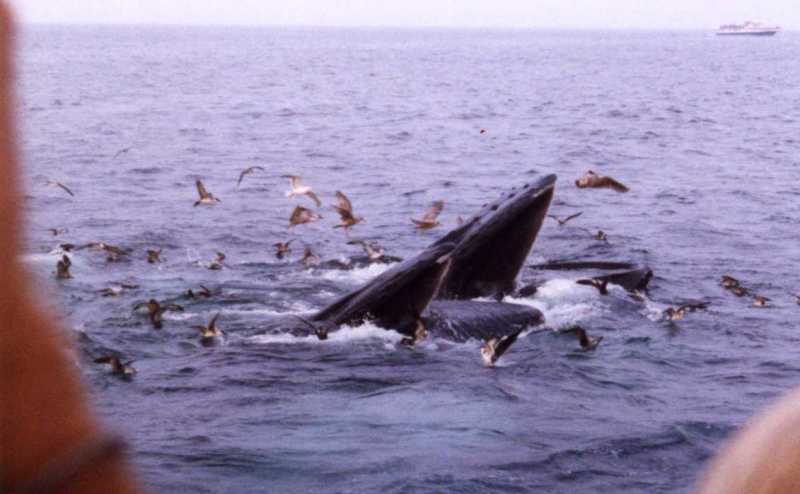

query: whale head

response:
[433,174,556,300]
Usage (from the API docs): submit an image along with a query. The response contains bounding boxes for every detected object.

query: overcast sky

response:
[8,1,797,30]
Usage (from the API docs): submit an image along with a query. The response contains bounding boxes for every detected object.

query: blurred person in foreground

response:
[697,386,800,493]
[0,3,141,492]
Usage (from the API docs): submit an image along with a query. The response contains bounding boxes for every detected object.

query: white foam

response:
[640,295,667,321]
[223,306,315,317]
[505,278,610,329]
[248,321,404,345]
[318,262,396,283]
[22,252,62,264]
[162,311,193,321]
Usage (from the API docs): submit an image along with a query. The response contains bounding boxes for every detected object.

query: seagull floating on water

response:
[753,295,770,307]
[55,254,72,279]
[94,355,136,378]
[568,326,603,351]
[194,312,224,343]
[301,246,321,267]
[186,285,213,299]
[664,302,709,321]
[133,299,184,329]
[480,329,523,366]
[207,251,225,270]
[146,249,162,264]
[274,240,293,259]
[348,239,385,262]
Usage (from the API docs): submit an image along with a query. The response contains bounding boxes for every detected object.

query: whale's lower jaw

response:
[424,300,543,342]
[264,300,543,342]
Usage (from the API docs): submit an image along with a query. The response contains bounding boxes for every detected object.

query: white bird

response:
[283,175,321,207]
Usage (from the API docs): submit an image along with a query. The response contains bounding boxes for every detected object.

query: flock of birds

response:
[44,164,465,378]
[43,165,799,377]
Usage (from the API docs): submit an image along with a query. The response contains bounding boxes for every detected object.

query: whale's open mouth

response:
[312,242,454,330]
[434,174,556,300]
[310,175,556,337]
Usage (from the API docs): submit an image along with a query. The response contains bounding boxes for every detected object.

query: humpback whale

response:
[263,174,557,341]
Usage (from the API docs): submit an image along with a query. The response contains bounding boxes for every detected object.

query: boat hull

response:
[716,31,778,36]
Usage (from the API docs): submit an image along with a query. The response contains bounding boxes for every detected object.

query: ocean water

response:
[16,26,800,493]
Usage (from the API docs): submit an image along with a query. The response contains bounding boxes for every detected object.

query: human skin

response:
[696,387,800,494]
[0,3,141,492]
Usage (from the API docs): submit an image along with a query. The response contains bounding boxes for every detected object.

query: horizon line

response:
[15,21,798,32]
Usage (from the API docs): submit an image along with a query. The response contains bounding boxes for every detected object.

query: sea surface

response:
[16,26,800,493]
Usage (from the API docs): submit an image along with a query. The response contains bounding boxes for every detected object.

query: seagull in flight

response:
[411,201,444,230]
[46,180,75,197]
[574,170,629,193]
[284,175,321,207]
[237,166,265,188]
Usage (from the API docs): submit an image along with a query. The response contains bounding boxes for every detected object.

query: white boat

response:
[717,21,780,36]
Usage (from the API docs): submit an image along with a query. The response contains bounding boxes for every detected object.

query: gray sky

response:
[8,1,797,30]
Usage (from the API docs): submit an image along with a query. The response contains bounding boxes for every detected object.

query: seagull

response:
[332,191,364,232]
[97,283,139,297]
[479,129,487,134]
[46,180,75,197]
[48,228,67,236]
[400,318,428,347]
[294,316,333,340]
[347,240,385,262]
[301,246,321,267]
[480,329,523,366]
[146,249,162,264]
[94,356,136,378]
[55,255,72,279]
[78,241,130,262]
[237,166,265,188]
[794,294,800,305]
[112,147,131,159]
[411,201,444,230]
[576,278,609,295]
[194,179,221,207]
[664,302,709,321]
[753,295,770,307]
[720,275,740,289]
[568,326,603,351]
[284,175,321,207]
[186,285,213,299]
[207,251,225,270]
[194,312,224,343]
[729,286,748,297]
[273,240,293,259]
[133,299,184,329]
[574,170,629,192]
[547,212,583,226]
[289,205,322,229]
[594,230,608,242]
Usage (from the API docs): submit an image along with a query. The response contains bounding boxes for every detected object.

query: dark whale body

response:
[263,175,557,341]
